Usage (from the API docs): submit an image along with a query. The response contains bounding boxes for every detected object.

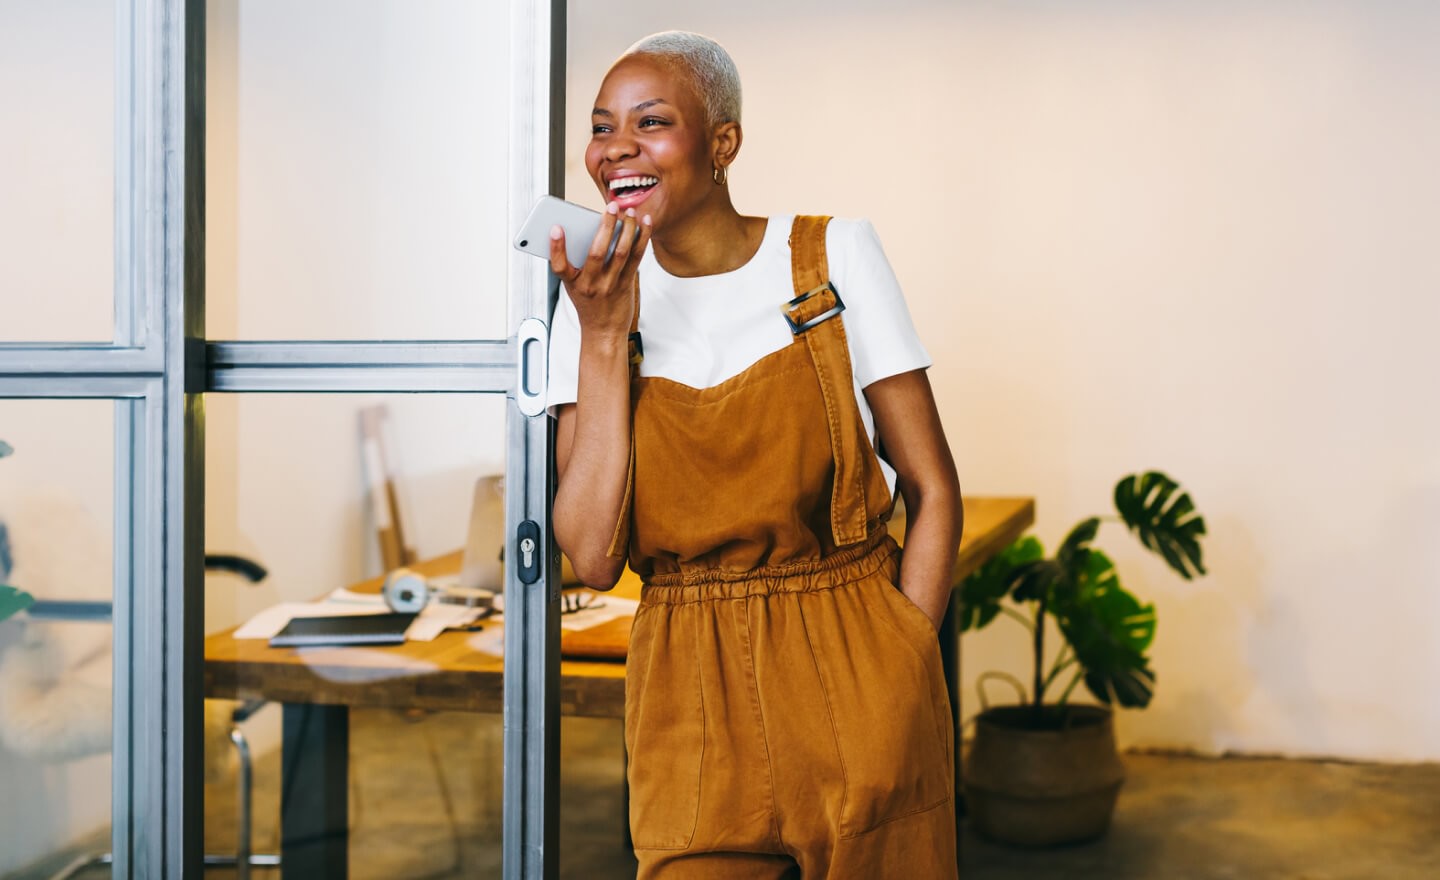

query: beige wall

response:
[565,0,1440,762]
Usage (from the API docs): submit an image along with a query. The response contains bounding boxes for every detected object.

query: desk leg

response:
[938,595,965,847]
[281,704,348,879]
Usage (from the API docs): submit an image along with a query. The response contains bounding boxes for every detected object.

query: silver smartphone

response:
[513,195,624,269]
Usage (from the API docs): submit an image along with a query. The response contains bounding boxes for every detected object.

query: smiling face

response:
[586,54,732,234]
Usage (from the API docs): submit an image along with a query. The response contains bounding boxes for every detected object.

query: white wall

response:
[565,0,1440,761]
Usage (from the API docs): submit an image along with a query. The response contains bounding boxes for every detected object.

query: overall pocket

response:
[624,606,706,850]
[804,578,953,838]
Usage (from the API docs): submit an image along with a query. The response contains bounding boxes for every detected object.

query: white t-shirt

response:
[546,215,932,492]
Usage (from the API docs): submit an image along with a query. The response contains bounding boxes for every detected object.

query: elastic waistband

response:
[640,529,899,605]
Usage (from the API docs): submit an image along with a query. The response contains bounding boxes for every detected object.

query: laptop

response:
[430,474,506,593]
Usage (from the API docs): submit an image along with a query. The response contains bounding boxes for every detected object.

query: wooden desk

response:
[204,568,630,719]
[203,496,1034,876]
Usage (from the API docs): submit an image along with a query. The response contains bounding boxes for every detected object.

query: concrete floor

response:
[13,710,1440,879]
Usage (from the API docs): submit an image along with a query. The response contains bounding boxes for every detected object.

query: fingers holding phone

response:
[578,203,649,282]
[622,210,653,271]
[548,204,641,283]
[547,223,580,283]
[530,198,650,338]
[536,199,632,276]
[606,207,652,286]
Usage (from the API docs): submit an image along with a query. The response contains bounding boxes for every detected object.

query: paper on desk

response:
[485,591,637,630]
[233,602,379,640]
[320,586,485,639]
[558,594,639,632]
[463,594,641,658]
[326,587,387,606]
[406,602,484,640]
[233,591,482,642]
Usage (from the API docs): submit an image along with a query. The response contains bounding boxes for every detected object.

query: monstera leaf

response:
[958,535,1043,632]
[1053,549,1158,708]
[1114,471,1206,580]
[1007,558,1058,603]
[0,583,34,623]
[1012,517,1100,603]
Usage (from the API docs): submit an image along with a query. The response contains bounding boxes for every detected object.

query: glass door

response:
[0,1,566,877]
[1,0,204,874]
[200,1,566,877]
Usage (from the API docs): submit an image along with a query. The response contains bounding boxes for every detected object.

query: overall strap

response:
[786,215,871,547]
[627,281,644,371]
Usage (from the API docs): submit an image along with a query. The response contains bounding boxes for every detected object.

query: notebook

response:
[268,612,417,648]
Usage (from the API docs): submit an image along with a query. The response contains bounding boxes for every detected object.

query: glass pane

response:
[0,401,115,876]
[207,1,511,342]
[202,392,638,877]
[203,393,510,876]
[0,1,115,343]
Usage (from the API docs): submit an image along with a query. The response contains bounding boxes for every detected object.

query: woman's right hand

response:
[550,203,652,342]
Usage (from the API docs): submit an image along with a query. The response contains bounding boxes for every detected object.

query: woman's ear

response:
[712,121,743,170]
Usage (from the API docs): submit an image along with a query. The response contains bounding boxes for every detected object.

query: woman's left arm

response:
[864,369,963,630]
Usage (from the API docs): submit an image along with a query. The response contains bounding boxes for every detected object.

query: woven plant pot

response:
[964,704,1125,846]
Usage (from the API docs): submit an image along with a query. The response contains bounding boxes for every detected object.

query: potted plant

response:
[0,441,34,623]
[958,471,1206,846]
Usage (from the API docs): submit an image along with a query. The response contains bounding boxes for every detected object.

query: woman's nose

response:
[604,133,638,161]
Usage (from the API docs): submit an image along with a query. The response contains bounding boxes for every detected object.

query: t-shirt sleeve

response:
[828,218,932,388]
[545,289,582,416]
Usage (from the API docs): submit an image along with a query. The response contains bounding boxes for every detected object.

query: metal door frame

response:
[0,1,566,876]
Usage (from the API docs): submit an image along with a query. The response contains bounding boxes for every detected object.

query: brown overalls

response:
[616,216,957,879]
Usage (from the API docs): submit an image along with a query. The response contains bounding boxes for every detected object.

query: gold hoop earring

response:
[713,165,728,186]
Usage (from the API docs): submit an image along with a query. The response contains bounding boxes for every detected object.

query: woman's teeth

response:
[609,175,658,194]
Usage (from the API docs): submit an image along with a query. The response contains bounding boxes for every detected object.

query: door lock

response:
[516,520,542,584]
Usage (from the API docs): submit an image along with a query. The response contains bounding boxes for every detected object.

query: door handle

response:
[516,317,548,417]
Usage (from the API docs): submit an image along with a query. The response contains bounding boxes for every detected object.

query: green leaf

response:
[0,583,34,622]
[1051,517,1100,602]
[957,535,1043,632]
[1057,518,1099,568]
[1052,550,1158,708]
[1011,558,1063,603]
[1113,471,1207,580]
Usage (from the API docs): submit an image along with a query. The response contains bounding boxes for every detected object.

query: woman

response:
[548,31,962,879]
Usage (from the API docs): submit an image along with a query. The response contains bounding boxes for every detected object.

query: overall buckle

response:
[782,282,845,335]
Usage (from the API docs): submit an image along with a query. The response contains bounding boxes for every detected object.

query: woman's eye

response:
[638,117,667,128]
[591,124,612,135]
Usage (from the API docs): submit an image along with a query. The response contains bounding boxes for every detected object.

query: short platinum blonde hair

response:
[623,31,742,127]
